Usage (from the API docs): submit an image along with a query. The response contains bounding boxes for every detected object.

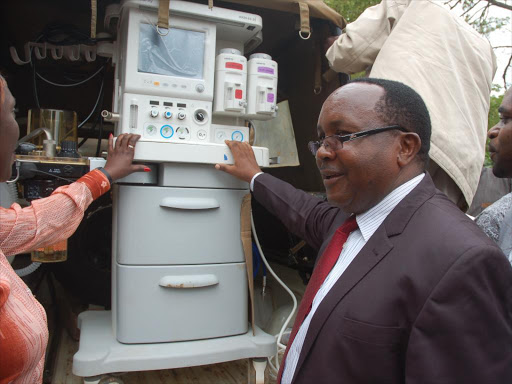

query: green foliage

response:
[489,93,505,128]
[484,92,505,166]
[324,0,381,23]
[456,0,510,37]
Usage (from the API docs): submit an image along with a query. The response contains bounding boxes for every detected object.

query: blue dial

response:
[231,130,244,142]
[160,124,174,138]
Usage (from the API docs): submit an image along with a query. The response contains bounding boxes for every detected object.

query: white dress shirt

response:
[250,172,265,191]
[280,173,425,383]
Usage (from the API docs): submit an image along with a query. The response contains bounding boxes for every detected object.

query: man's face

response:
[0,83,19,182]
[316,83,401,214]
[488,89,512,178]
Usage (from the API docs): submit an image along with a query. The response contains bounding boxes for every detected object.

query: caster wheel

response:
[98,376,125,384]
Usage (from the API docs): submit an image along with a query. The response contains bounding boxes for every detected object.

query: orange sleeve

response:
[0,169,110,257]
[76,168,111,200]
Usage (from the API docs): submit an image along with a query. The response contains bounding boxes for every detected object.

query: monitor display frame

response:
[138,24,206,80]
[119,7,216,101]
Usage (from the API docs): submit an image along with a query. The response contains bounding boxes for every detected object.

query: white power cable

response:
[251,213,297,374]
[36,65,104,87]
[77,79,105,128]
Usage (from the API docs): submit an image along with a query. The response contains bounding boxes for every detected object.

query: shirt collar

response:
[356,173,425,241]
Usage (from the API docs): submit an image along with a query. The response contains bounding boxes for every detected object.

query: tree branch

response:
[479,3,491,24]
[504,54,512,90]
[467,3,490,22]
[447,0,462,10]
[487,0,512,11]
[461,1,481,17]
[493,45,512,49]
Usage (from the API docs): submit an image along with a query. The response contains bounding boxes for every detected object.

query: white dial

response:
[145,124,157,136]
[216,130,226,140]
[176,127,190,140]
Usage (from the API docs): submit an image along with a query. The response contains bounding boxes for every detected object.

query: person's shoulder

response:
[476,192,512,221]
[398,193,507,279]
[475,192,512,242]
[413,192,498,249]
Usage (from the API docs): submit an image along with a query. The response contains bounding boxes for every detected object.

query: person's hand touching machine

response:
[215,140,262,183]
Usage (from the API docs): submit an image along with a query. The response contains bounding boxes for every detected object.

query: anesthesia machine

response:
[73,0,278,382]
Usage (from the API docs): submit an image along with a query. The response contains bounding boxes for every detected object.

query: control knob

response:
[177,111,186,120]
[195,111,205,122]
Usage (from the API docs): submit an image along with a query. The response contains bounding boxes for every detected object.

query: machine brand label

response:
[239,15,257,22]
[226,62,243,70]
[258,66,274,75]
[267,93,275,103]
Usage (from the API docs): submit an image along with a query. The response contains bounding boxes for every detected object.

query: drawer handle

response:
[159,274,219,288]
[159,197,220,210]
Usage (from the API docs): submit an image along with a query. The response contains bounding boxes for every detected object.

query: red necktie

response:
[277,215,358,383]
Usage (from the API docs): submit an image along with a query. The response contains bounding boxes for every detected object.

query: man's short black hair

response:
[349,77,431,166]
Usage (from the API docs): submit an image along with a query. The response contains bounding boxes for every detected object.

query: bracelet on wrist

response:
[96,167,114,185]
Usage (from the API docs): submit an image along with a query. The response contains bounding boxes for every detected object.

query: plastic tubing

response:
[6,182,18,202]
[251,213,297,374]
[15,262,42,277]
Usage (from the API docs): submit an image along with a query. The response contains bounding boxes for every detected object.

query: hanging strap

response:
[241,194,256,335]
[314,36,322,95]
[157,0,170,33]
[90,0,97,39]
[298,2,311,40]
[208,0,213,9]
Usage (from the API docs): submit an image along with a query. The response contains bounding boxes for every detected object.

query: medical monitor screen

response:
[138,24,205,80]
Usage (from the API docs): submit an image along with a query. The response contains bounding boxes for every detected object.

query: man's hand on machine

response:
[104,133,150,182]
[215,140,262,182]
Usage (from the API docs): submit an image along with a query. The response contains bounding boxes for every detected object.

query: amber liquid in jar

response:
[31,239,68,262]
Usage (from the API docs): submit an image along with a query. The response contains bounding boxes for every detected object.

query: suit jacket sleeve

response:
[253,173,344,250]
[405,245,512,383]
[325,0,407,74]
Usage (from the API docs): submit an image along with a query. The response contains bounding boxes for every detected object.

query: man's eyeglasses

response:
[308,125,407,156]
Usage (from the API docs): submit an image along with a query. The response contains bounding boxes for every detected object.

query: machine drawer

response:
[115,185,248,265]
[115,262,248,343]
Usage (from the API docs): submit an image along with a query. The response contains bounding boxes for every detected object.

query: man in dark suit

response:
[216,78,512,383]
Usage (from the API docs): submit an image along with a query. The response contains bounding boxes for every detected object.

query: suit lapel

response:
[291,230,394,382]
[291,174,438,382]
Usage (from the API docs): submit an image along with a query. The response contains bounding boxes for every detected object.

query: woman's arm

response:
[0,132,146,256]
[0,169,109,256]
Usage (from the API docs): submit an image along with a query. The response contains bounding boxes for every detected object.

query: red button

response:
[226,62,243,70]
[235,89,243,99]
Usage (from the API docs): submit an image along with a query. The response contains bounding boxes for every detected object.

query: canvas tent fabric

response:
[213,0,345,29]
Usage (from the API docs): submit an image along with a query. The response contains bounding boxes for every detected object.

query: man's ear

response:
[397,132,421,167]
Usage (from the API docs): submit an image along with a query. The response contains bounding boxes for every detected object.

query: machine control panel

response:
[120,93,213,144]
